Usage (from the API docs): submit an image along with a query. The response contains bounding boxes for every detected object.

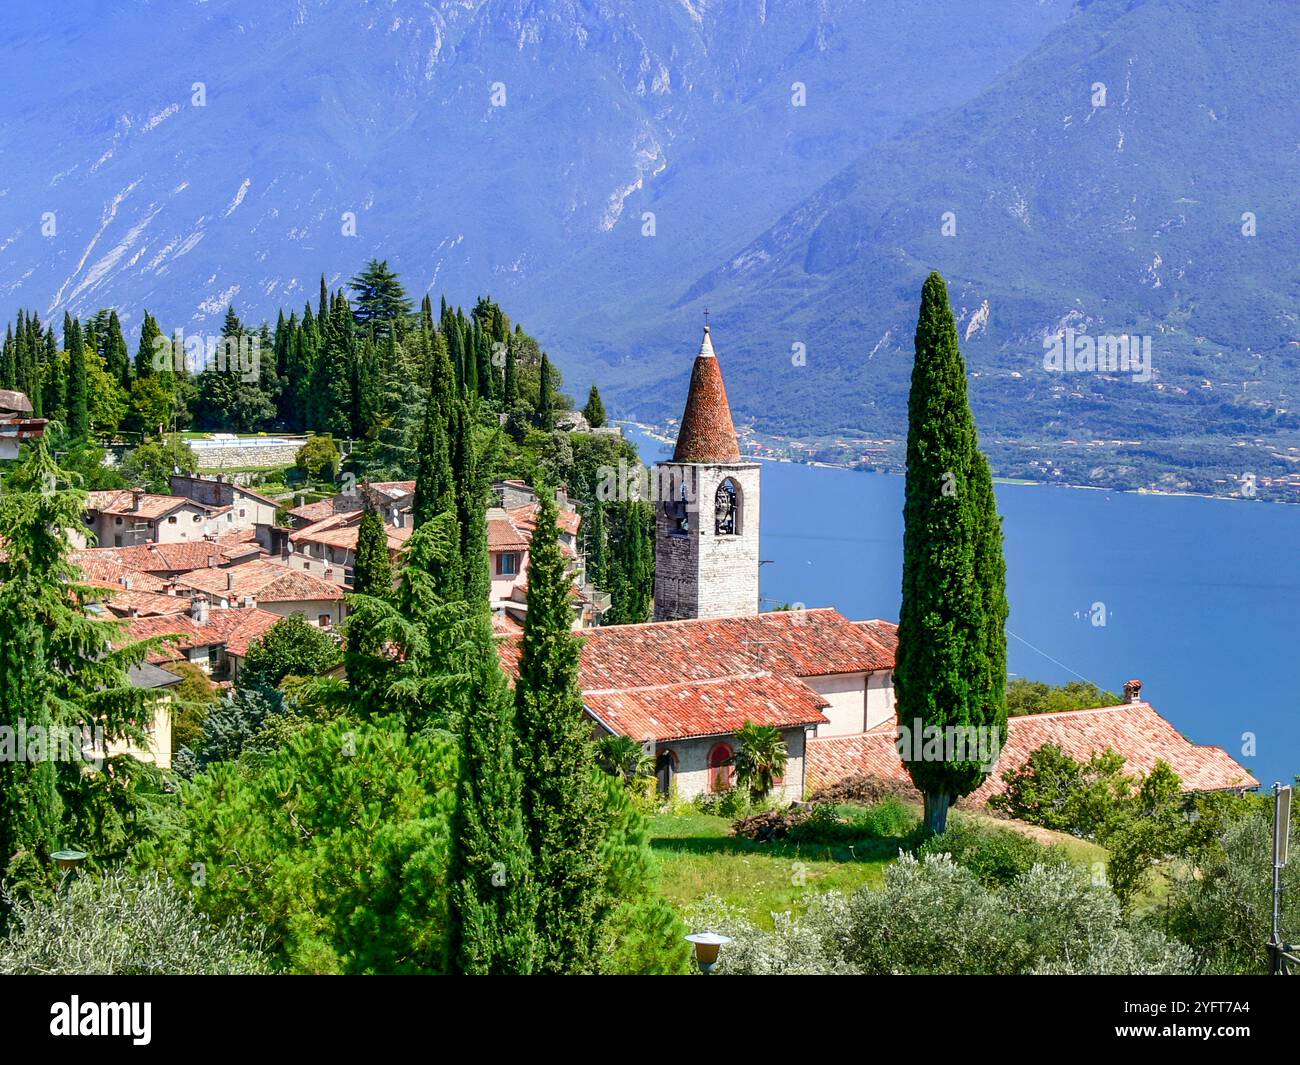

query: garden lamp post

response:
[51,849,87,897]
[685,931,731,974]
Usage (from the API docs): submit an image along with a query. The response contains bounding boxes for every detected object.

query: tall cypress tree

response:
[448,610,538,974]
[585,497,607,591]
[504,341,518,408]
[352,503,393,597]
[135,311,163,379]
[450,398,489,608]
[104,310,131,389]
[65,315,89,439]
[896,272,1007,834]
[536,353,555,430]
[514,483,608,972]
[412,330,456,527]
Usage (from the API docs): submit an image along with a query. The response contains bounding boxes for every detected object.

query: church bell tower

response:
[653,325,760,621]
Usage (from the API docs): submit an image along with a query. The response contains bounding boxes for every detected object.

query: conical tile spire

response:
[672,325,740,463]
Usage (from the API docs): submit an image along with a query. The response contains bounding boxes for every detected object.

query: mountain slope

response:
[0,0,1072,345]
[607,0,1300,492]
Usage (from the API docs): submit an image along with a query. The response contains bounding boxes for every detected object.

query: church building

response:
[501,325,1257,804]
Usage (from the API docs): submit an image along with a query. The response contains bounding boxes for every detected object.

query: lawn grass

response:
[649,812,895,927]
[649,804,1110,928]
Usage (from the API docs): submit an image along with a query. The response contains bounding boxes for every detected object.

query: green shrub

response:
[0,867,271,974]
[785,799,919,846]
[917,818,1066,886]
[691,856,1195,975]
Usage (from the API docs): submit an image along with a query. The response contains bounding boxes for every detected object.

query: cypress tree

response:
[514,483,608,972]
[65,315,89,439]
[536,353,554,430]
[451,398,489,608]
[352,503,393,597]
[896,271,1008,834]
[448,610,538,974]
[104,310,131,389]
[41,327,63,421]
[412,330,456,527]
[135,311,163,378]
[582,384,606,428]
[504,342,517,407]
[585,498,607,590]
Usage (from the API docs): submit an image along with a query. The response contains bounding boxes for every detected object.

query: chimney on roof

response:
[131,489,143,512]
[1123,678,1143,704]
[122,576,133,591]
[190,595,209,625]
[226,571,234,591]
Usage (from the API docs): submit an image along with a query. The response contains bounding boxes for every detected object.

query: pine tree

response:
[0,439,159,894]
[352,503,393,597]
[896,272,1007,834]
[582,384,606,428]
[514,484,608,972]
[349,259,412,341]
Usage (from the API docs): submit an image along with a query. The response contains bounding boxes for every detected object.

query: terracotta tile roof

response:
[206,607,284,658]
[501,608,895,690]
[73,557,170,592]
[585,674,829,742]
[504,501,581,538]
[101,589,192,617]
[173,558,344,602]
[805,702,1260,803]
[85,490,211,521]
[496,608,893,741]
[671,327,741,463]
[291,510,412,553]
[487,517,529,550]
[288,500,337,525]
[368,480,416,498]
[74,542,244,574]
[120,606,285,661]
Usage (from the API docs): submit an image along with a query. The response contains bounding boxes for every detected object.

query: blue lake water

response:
[628,428,1299,789]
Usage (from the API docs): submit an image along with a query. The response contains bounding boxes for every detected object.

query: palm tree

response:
[596,735,653,786]
[730,721,788,802]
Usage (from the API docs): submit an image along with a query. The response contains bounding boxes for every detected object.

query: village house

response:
[170,558,347,628]
[498,326,1257,803]
[81,489,227,548]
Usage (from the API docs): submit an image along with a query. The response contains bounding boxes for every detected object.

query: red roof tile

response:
[173,559,343,602]
[585,674,828,742]
[672,327,740,463]
[74,541,245,574]
[806,702,1259,802]
[499,608,894,690]
[85,490,211,521]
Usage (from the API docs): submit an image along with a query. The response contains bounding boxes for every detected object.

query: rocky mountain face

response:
[0,0,1071,349]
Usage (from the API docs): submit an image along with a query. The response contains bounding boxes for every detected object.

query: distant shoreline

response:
[618,421,1281,507]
